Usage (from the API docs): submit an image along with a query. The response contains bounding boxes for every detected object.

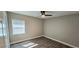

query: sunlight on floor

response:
[22,42,38,48]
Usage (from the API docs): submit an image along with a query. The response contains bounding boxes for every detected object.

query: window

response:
[0,22,6,36]
[0,22,3,36]
[12,19,25,35]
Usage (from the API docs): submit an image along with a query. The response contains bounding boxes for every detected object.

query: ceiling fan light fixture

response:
[41,15,45,18]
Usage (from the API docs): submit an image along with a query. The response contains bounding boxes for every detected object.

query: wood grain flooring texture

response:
[11,37,72,48]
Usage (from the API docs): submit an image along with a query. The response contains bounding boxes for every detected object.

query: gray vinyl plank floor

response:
[11,37,72,48]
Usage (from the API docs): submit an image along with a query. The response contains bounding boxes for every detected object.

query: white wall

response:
[8,12,43,44]
[44,14,79,47]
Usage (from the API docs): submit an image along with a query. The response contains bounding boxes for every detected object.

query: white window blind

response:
[12,19,25,35]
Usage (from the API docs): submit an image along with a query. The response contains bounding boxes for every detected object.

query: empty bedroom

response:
[0,11,79,48]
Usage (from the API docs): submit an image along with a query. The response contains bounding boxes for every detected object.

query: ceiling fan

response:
[41,11,52,17]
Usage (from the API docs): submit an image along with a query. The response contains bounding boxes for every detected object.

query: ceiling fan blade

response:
[45,14,52,16]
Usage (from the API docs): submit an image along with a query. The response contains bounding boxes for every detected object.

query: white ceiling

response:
[10,11,79,19]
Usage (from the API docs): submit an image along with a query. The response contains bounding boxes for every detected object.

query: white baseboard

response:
[43,35,78,48]
[11,35,43,44]
[11,35,78,48]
